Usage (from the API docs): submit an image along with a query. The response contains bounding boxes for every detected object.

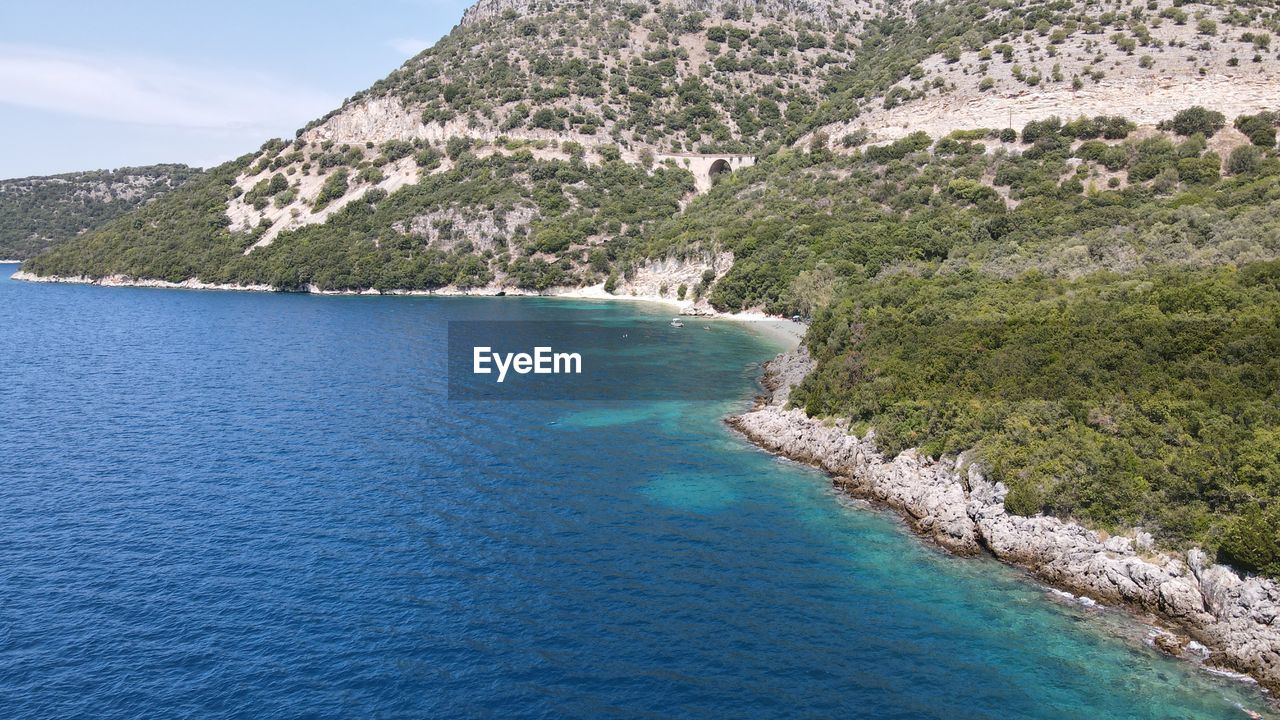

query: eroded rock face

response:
[728,347,1280,691]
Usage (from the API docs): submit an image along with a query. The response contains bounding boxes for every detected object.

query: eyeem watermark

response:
[446,320,752,401]
[473,346,582,383]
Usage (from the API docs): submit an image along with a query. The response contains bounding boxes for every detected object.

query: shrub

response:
[1021,116,1062,143]
[445,136,472,160]
[531,108,562,130]
[1234,112,1278,148]
[864,132,932,163]
[842,129,869,148]
[1176,153,1220,185]
[1076,140,1128,171]
[1218,507,1280,577]
[314,169,349,209]
[1062,116,1102,139]
[415,148,443,170]
[1165,106,1226,137]
[946,177,998,205]
[267,173,288,195]
[1100,116,1136,140]
[1227,145,1262,175]
[381,140,413,162]
[1128,137,1178,182]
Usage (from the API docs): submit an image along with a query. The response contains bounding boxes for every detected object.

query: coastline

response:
[6,269,804,351]
[727,346,1280,697]
[9,264,1276,703]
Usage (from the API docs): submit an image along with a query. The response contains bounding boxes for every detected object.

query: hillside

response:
[816,0,1280,143]
[17,0,1280,580]
[0,165,200,261]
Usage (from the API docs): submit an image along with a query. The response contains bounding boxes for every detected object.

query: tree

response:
[267,173,288,195]
[789,262,840,317]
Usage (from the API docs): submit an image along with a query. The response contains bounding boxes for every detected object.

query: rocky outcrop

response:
[729,347,1280,692]
[610,251,732,300]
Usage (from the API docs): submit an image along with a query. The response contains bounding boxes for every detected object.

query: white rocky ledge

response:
[728,347,1280,692]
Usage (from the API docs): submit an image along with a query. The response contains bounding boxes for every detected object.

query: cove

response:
[0,264,1272,718]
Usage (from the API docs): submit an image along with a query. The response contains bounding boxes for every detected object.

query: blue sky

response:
[0,0,472,177]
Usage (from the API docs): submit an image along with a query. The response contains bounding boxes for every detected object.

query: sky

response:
[0,0,472,178]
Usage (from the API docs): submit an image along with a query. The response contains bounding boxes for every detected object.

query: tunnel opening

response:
[708,158,731,184]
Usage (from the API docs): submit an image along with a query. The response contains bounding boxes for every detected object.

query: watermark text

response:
[472,346,582,383]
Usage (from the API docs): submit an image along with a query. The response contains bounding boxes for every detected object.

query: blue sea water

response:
[0,264,1273,719]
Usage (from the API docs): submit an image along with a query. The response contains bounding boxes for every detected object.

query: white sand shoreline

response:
[8,270,805,350]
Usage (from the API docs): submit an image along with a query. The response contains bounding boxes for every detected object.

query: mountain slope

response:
[0,165,200,260]
[815,0,1280,143]
[24,0,1280,289]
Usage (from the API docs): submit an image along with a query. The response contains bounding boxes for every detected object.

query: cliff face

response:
[729,347,1280,691]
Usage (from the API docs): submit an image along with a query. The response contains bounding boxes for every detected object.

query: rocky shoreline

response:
[5,270,530,296]
[728,347,1280,695]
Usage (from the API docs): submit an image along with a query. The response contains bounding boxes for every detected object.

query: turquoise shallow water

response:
[0,264,1272,718]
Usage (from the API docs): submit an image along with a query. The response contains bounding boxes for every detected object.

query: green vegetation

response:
[794,265,1280,575]
[645,112,1272,315]
[323,0,1249,152]
[1235,112,1279,148]
[631,114,1280,576]
[19,0,1280,579]
[344,0,870,153]
[1163,106,1226,138]
[0,165,200,260]
[26,151,693,292]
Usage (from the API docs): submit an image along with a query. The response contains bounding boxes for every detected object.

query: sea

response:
[0,263,1272,718]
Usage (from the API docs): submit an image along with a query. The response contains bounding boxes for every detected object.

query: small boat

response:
[670,318,684,328]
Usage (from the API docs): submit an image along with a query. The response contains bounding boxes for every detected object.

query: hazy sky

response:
[0,0,472,177]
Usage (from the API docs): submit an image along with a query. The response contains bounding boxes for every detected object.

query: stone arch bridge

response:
[653,153,756,193]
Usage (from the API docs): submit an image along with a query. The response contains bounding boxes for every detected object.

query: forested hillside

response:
[0,165,200,260]
[643,111,1280,575]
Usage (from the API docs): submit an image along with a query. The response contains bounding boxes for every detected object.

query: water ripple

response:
[0,267,1272,719]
